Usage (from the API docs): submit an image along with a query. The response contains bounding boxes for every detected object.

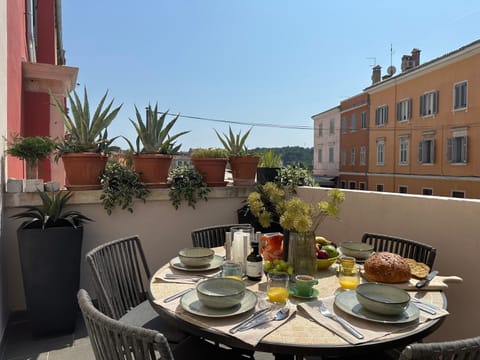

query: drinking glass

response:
[221,261,243,281]
[338,264,360,290]
[267,272,290,304]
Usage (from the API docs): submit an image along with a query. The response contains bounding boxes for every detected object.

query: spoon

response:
[237,307,290,332]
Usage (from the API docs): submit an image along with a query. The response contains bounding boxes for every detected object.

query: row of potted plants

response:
[7,87,284,192]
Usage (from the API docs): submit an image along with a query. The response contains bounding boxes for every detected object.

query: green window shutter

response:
[433,91,439,114]
[446,137,452,163]
[418,141,423,163]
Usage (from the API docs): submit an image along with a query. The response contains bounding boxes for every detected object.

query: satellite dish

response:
[387,65,397,75]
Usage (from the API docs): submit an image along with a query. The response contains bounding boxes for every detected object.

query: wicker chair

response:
[191,224,247,248]
[78,289,252,360]
[361,232,437,268]
[86,235,188,344]
[398,336,480,359]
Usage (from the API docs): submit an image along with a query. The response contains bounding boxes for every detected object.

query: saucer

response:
[170,254,223,272]
[289,287,319,299]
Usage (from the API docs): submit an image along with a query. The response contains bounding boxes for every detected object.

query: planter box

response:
[6,179,23,193]
[23,179,44,192]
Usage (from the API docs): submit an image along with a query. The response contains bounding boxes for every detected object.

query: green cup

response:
[295,274,318,297]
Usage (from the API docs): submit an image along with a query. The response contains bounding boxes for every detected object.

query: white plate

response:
[180,289,257,318]
[170,254,224,272]
[334,290,420,324]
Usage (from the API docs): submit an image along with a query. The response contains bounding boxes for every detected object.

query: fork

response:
[317,302,364,339]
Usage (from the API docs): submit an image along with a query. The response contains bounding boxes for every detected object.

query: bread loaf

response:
[364,252,411,283]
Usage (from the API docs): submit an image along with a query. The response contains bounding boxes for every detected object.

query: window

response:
[375,105,388,126]
[451,190,465,198]
[420,91,439,116]
[361,111,367,129]
[398,185,408,194]
[360,146,366,165]
[418,139,435,164]
[340,181,346,189]
[350,147,356,165]
[318,122,323,137]
[447,135,468,163]
[328,147,334,163]
[399,137,409,165]
[397,99,412,121]
[359,182,366,190]
[329,119,335,134]
[341,117,348,133]
[422,188,433,196]
[349,181,356,189]
[317,149,322,163]
[376,139,385,165]
[350,114,356,132]
[454,81,467,110]
[341,149,346,166]
[376,184,384,192]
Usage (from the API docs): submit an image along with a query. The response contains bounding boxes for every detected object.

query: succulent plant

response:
[214,126,253,157]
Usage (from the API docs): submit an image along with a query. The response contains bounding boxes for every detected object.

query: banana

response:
[315,236,331,245]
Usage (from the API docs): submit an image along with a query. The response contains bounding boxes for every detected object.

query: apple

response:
[316,249,329,259]
[322,244,338,258]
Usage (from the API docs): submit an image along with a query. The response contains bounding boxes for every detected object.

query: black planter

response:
[237,204,283,233]
[256,167,280,185]
[18,226,83,337]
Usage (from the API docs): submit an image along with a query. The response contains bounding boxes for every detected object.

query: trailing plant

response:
[276,164,316,192]
[259,150,282,167]
[168,164,210,210]
[11,190,92,229]
[191,148,228,158]
[214,126,254,157]
[99,159,150,215]
[5,134,57,178]
[125,103,190,154]
[51,86,122,158]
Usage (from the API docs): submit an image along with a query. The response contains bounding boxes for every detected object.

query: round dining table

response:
[148,253,447,359]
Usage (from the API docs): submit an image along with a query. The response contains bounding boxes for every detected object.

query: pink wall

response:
[35,0,55,64]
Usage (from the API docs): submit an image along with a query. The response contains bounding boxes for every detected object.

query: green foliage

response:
[214,126,253,156]
[126,103,190,154]
[191,148,228,158]
[100,160,150,215]
[252,146,313,168]
[168,164,210,210]
[259,149,282,167]
[11,191,93,230]
[6,134,56,162]
[51,87,122,157]
[276,165,316,192]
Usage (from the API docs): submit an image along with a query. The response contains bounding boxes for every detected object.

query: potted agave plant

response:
[125,103,189,188]
[51,87,122,190]
[215,126,260,186]
[190,148,228,187]
[11,190,92,336]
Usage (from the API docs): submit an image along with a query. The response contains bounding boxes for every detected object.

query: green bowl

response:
[316,255,339,270]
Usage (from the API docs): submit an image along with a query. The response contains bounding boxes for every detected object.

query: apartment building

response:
[338,92,369,190]
[311,106,340,186]
[365,40,480,198]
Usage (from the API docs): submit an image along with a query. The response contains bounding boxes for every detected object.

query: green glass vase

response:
[287,231,317,276]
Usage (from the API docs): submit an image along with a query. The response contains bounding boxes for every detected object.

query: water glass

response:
[267,272,289,304]
[222,261,243,281]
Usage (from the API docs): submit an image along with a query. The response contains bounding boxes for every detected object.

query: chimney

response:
[371,65,381,84]
[411,48,421,67]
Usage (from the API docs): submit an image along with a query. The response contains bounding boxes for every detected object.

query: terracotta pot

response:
[62,153,108,190]
[191,158,228,187]
[132,153,173,188]
[229,156,260,186]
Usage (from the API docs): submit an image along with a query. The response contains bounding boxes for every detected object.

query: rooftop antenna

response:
[387,43,396,76]
[366,57,376,67]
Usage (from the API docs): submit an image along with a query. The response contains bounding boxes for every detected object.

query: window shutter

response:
[396,102,401,121]
[463,136,468,163]
[375,108,379,126]
[433,91,439,114]
[418,141,423,163]
[385,106,388,124]
[431,140,435,163]
[419,94,424,116]
[454,84,460,109]
[407,99,412,119]
[462,83,467,107]
[446,137,452,163]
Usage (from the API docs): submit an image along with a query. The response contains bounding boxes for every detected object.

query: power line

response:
[158,111,313,130]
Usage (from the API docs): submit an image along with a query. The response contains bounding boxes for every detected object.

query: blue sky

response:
[62,1,480,151]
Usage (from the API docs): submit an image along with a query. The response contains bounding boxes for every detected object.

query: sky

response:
[61,1,480,151]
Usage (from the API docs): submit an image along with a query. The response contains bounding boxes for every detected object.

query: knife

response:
[163,288,193,303]
[416,270,439,288]
[229,308,271,334]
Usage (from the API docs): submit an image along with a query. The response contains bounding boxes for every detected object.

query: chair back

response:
[191,224,247,248]
[361,232,437,268]
[78,289,174,360]
[399,336,480,359]
[86,235,151,319]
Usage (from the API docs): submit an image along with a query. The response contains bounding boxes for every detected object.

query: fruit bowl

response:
[316,255,339,270]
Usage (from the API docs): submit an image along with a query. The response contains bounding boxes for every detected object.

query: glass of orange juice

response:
[338,264,360,290]
[267,272,289,304]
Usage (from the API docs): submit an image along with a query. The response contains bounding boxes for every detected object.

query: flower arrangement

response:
[247,182,345,233]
